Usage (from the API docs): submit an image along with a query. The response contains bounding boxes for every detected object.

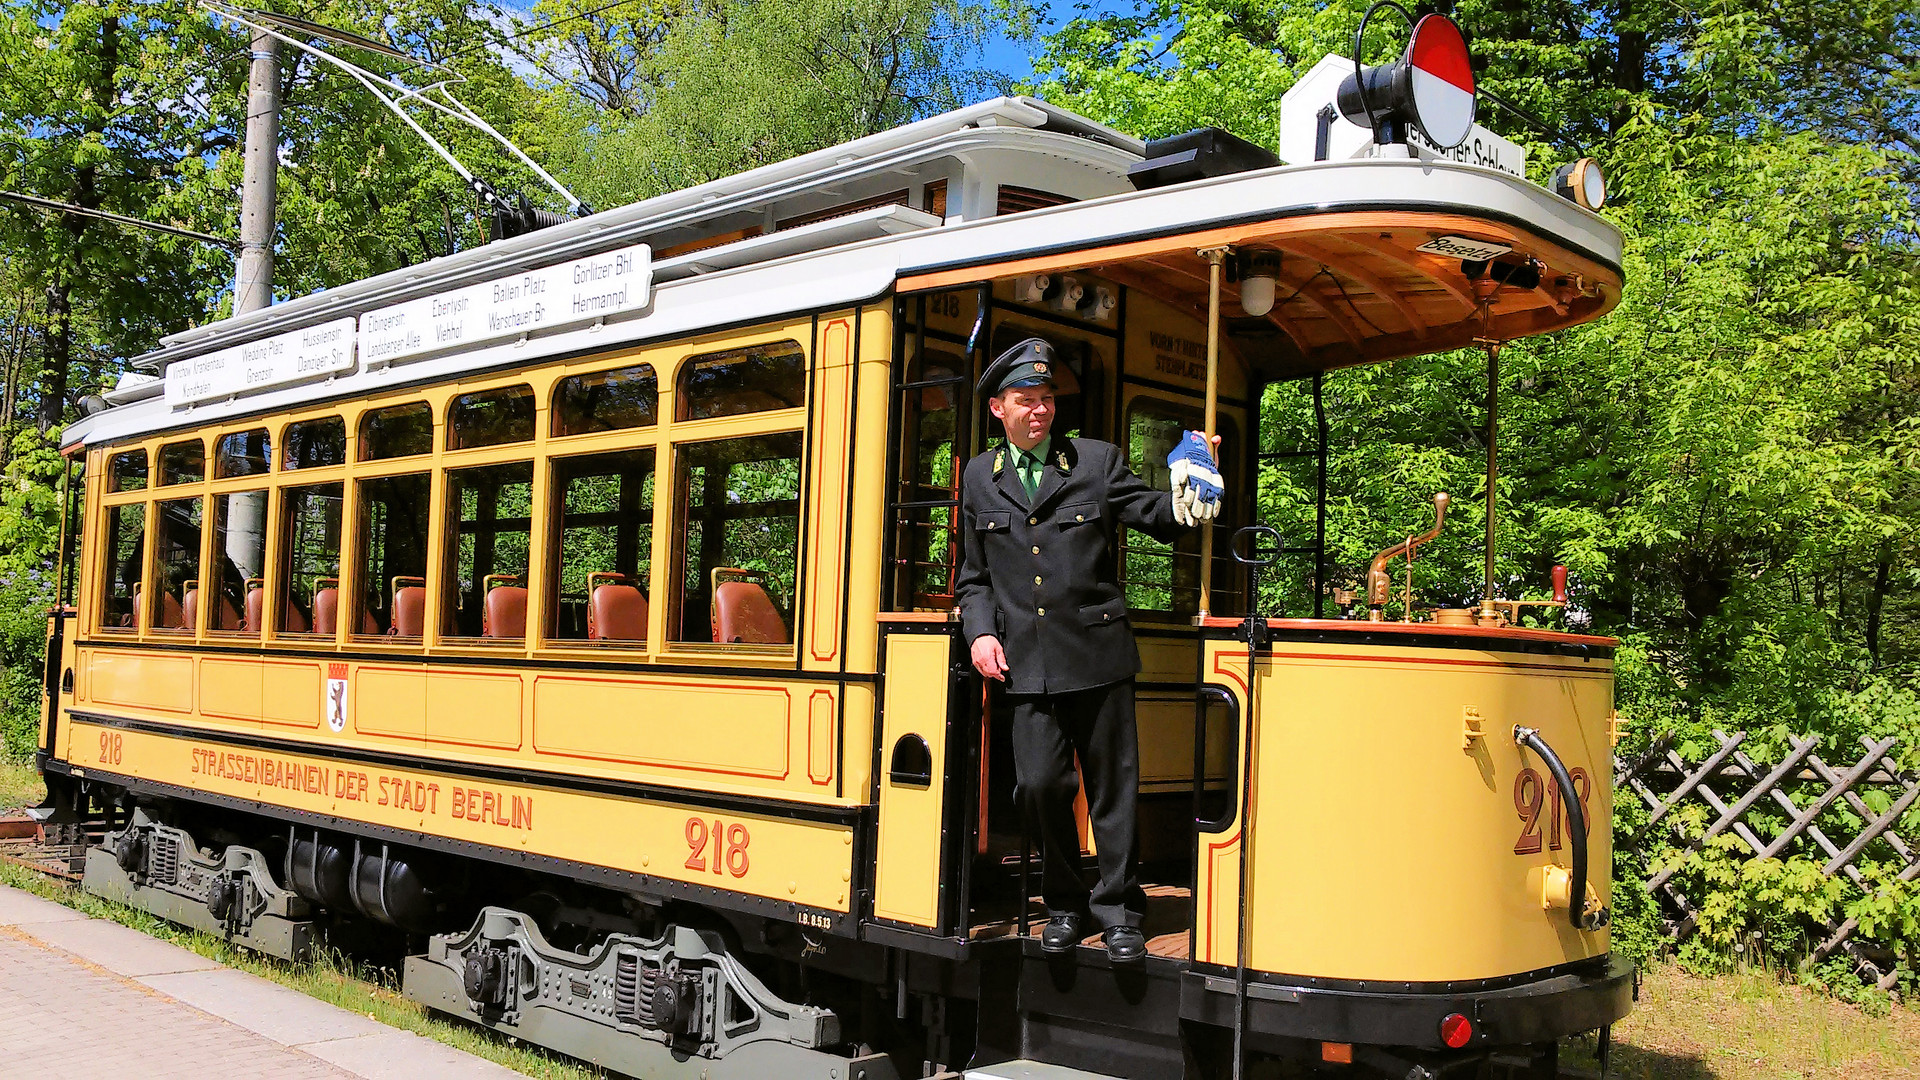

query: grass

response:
[0,861,605,1079]
[0,754,45,810]
[1564,961,1920,1079]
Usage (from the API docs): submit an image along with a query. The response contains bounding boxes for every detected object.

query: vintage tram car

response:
[38,32,1628,1080]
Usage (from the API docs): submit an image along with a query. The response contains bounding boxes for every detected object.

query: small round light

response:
[1240,276,1276,317]
[1439,1012,1474,1049]
[1551,157,1607,211]
[1239,250,1281,317]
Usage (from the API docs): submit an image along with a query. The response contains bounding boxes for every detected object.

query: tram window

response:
[356,473,432,638]
[553,364,658,437]
[214,428,272,479]
[444,461,534,639]
[278,483,344,636]
[108,449,148,492]
[360,402,433,461]
[158,440,205,486]
[284,416,346,469]
[550,449,655,641]
[671,432,801,644]
[208,490,267,633]
[890,342,966,610]
[676,341,805,421]
[99,503,145,629]
[448,385,535,450]
[152,496,203,632]
[1120,401,1238,617]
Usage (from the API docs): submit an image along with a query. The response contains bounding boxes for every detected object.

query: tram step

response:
[966,1061,1127,1080]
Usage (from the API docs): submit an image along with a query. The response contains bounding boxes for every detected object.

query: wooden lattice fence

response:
[1616,730,1920,991]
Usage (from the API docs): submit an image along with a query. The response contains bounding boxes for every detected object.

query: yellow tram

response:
[37,40,1628,1080]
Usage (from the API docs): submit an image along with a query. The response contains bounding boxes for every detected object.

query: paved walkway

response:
[0,884,524,1080]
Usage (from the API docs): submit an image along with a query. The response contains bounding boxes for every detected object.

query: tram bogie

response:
[39,59,1630,1078]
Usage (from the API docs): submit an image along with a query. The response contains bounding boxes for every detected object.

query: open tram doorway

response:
[885,274,1258,954]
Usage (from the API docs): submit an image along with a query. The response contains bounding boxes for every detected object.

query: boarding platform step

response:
[966,1061,1126,1080]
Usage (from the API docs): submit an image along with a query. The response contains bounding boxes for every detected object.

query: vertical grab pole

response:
[1477,342,1502,625]
[1198,247,1228,618]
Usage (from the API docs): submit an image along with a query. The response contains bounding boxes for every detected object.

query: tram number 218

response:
[98,731,123,766]
[685,817,752,878]
[1513,767,1592,855]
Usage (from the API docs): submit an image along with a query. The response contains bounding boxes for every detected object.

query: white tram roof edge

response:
[70,97,1623,450]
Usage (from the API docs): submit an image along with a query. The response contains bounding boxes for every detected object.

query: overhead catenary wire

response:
[443,0,635,64]
[201,1,588,214]
[0,189,236,249]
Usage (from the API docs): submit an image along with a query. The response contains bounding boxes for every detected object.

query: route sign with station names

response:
[359,244,652,368]
[164,316,358,408]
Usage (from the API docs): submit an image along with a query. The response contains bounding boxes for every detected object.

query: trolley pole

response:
[236,29,279,314]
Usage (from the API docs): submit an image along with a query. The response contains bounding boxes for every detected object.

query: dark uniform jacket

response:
[957,437,1183,695]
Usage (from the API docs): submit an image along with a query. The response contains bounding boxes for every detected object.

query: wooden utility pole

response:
[236,29,279,314]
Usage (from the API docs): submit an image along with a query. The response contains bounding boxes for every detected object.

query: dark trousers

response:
[1010,678,1145,928]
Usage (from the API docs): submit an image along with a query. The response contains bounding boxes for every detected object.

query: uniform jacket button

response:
[1029,517,1038,525]
[1031,546,1039,554]
[1034,576,1042,585]
[1076,514,1085,522]
[1037,607,1046,616]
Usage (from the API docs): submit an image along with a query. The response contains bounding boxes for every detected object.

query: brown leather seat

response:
[589,584,647,641]
[483,586,529,638]
[712,579,788,644]
[182,586,200,631]
[390,586,427,637]
[313,588,341,634]
[312,587,378,635]
[244,585,264,632]
[149,588,185,630]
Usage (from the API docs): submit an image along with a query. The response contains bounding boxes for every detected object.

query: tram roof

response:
[70,97,1623,450]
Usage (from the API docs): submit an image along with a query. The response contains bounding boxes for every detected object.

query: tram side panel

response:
[1196,634,1614,984]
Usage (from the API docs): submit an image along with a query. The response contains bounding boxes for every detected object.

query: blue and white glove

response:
[1166,429,1223,527]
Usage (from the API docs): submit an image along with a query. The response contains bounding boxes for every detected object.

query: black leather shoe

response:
[1104,925,1147,964]
[1040,914,1085,954]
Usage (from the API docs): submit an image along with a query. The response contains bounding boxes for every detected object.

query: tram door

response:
[881,283,1247,929]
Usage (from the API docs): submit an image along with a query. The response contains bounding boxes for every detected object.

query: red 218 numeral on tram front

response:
[685,817,751,878]
[1513,767,1592,855]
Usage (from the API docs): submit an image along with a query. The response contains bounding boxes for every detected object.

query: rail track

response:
[0,811,95,881]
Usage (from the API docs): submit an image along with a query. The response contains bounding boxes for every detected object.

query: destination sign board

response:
[164,317,358,407]
[359,244,652,368]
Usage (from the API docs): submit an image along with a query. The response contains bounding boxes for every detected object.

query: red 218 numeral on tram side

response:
[1513,767,1592,855]
[685,817,751,878]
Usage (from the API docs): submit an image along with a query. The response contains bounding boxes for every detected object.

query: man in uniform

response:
[957,337,1221,964]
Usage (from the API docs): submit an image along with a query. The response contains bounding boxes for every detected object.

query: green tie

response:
[1019,448,1041,499]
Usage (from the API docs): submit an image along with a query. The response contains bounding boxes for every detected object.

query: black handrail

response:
[1515,725,1607,931]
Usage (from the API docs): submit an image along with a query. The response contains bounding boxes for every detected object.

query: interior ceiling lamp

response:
[1236,251,1281,317]
[1336,7,1477,150]
[1551,157,1607,211]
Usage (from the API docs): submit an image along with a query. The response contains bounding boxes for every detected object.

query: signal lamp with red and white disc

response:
[1336,13,1478,150]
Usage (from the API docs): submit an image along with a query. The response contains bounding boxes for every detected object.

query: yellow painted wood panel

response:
[354,665,427,740]
[873,634,951,927]
[425,669,525,750]
[87,650,194,715]
[259,661,322,730]
[531,675,791,779]
[197,658,262,728]
[1194,639,1614,982]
